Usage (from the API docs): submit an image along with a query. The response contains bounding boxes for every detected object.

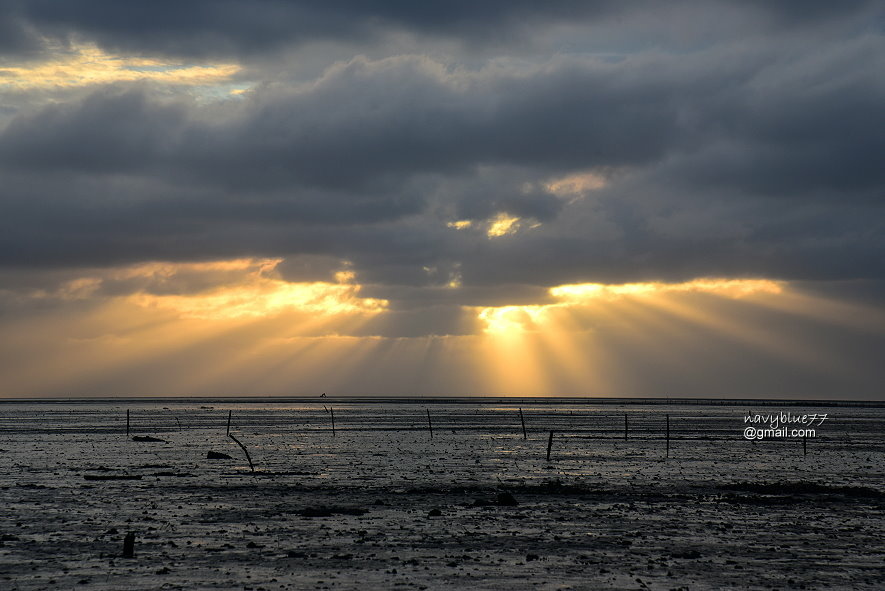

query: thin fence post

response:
[226,410,231,436]
[330,407,336,436]
[426,408,433,439]
[546,430,554,462]
[519,408,527,440]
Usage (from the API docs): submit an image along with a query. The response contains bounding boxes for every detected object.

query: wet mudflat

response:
[1,400,883,590]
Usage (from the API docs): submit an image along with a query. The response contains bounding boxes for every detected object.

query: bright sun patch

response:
[550,278,783,301]
[486,213,522,238]
[478,305,547,335]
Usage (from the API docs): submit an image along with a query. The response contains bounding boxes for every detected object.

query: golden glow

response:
[1,265,880,398]
[478,278,783,334]
[130,279,386,320]
[550,278,783,301]
[0,43,240,90]
[486,213,522,237]
[478,305,546,334]
[125,259,386,320]
[447,220,473,230]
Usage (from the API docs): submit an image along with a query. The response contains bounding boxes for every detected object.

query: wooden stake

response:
[126,409,130,437]
[226,410,231,436]
[426,408,433,439]
[330,407,336,436]
[519,408,527,440]
[546,430,554,462]
[666,414,670,458]
[624,414,628,441]
[122,532,135,558]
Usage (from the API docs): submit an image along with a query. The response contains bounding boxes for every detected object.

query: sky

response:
[1,1,883,399]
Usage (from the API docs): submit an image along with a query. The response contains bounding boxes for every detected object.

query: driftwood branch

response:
[228,433,255,472]
[226,411,255,472]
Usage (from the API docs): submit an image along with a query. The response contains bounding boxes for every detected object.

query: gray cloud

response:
[0,1,883,320]
[4,1,879,60]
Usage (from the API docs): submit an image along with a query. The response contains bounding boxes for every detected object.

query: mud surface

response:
[1,400,883,590]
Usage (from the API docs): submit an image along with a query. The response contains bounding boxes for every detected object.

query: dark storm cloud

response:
[0,0,883,318]
[2,1,616,59]
[3,1,879,59]
[0,55,678,187]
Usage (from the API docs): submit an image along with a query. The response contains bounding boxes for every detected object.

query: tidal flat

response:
[1,400,883,590]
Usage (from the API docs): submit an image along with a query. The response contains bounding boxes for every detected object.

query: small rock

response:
[427,509,442,518]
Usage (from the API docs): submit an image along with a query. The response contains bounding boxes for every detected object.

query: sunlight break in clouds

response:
[125,259,387,320]
[0,43,240,89]
[479,278,784,335]
[550,279,784,302]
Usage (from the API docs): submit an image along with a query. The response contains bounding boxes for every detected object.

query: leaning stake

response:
[519,408,527,440]
[226,410,231,436]
[330,407,336,436]
[426,408,433,439]
[546,430,554,462]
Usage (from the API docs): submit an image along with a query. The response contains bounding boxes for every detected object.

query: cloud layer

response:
[1,2,883,397]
